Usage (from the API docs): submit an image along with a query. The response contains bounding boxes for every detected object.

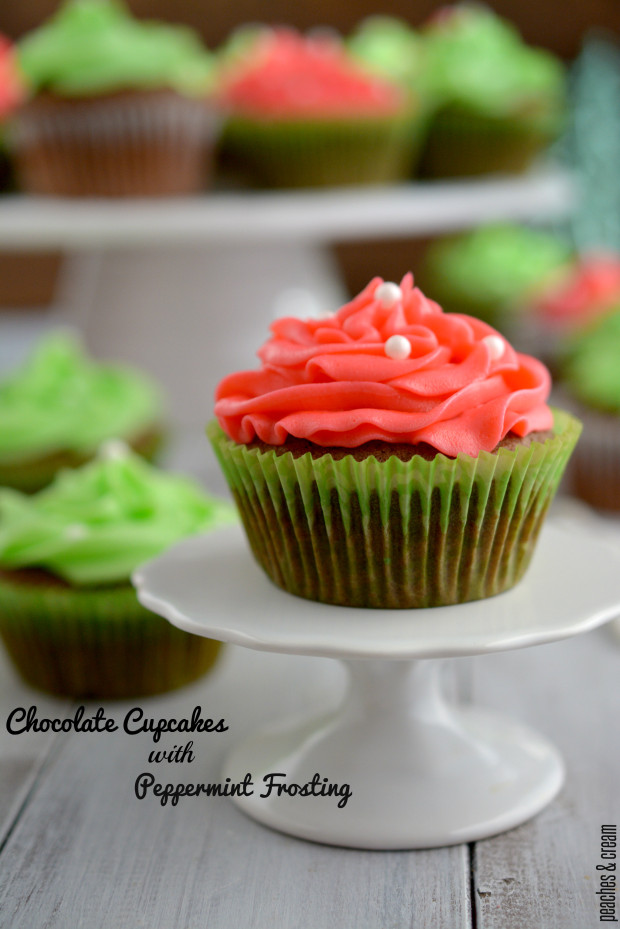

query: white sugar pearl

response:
[98,438,130,461]
[483,335,505,362]
[65,524,88,541]
[384,334,411,360]
[375,282,402,307]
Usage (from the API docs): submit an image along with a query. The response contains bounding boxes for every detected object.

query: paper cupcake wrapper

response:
[0,574,222,698]
[208,409,581,608]
[221,112,426,188]
[11,92,220,197]
[418,106,561,178]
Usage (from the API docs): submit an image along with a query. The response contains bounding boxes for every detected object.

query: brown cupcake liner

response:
[10,90,220,197]
[208,409,581,609]
[0,569,222,698]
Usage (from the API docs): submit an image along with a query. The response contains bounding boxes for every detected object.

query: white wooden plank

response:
[0,646,72,845]
[0,646,471,929]
[471,626,620,929]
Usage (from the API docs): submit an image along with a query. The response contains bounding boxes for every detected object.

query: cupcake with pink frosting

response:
[208,274,580,609]
[215,28,423,188]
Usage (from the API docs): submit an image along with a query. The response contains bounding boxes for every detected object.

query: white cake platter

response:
[133,521,620,850]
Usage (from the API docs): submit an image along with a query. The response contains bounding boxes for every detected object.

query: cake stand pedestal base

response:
[223,658,563,850]
[134,523,620,851]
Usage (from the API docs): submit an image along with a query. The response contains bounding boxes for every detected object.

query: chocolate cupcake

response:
[0,441,236,697]
[419,4,566,178]
[215,28,424,188]
[209,274,580,609]
[558,308,620,511]
[12,0,218,197]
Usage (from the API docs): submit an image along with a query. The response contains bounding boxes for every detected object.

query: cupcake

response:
[209,274,580,609]
[524,253,620,368]
[557,308,620,511]
[419,223,573,333]
[0,442,236,697]
[215,28,424,188]
[419,4,566,177]
[0,331,164,493]
[12,0,218,197]
[346,16,435,119]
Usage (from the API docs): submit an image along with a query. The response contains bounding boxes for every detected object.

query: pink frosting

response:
[0,36,23,118]
[535,253,620,327]
[215,274,553,458]
[217,29,407,118]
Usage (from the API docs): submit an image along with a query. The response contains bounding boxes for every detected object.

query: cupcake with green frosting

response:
[558,309,620,510]
[12,0,218,196]
[0,331,164,493]
[419,4,566,177]
[0,442,236,697]
[419,223,573,332]
[209,274,580,609]
[347,16,435,115]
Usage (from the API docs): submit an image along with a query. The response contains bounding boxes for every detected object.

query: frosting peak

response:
[214,274,552,458]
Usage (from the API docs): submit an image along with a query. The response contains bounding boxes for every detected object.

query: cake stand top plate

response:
[133,522,620,661]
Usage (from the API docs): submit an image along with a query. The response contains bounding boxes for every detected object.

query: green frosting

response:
[0,332,162,465]
[562,309,620,413]
[423,5,565,124]
[0,443,236,585]
[347,17,428,91]
[18,0,213,97]
[424,224,573,306]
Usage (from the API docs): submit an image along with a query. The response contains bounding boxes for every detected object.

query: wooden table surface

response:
[0,505,618,929]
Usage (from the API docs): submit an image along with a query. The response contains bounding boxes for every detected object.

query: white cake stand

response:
[133,522,620,850]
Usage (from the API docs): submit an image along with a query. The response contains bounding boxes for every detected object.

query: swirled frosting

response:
[18,0,213,97]
[214,274,552,458]
[0,332,162,465]
[216,29,409,118]
[0,441,236,585]
[423,4,565,121]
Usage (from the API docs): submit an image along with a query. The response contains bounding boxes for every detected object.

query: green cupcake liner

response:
[208,409,581,609]
[418,106,562,178]
[0,572,222,698]
[220,111,426,188]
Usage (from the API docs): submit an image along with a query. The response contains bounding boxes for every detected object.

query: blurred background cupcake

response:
[523,252,620,369]
[556,307,620,511]
[0,331,164,493]
[418,222,573,335]
[0,440,236,697]
[10,0,219,196]
[418,3,567,177]
[346,14,435,155]
[215,27,425,188]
